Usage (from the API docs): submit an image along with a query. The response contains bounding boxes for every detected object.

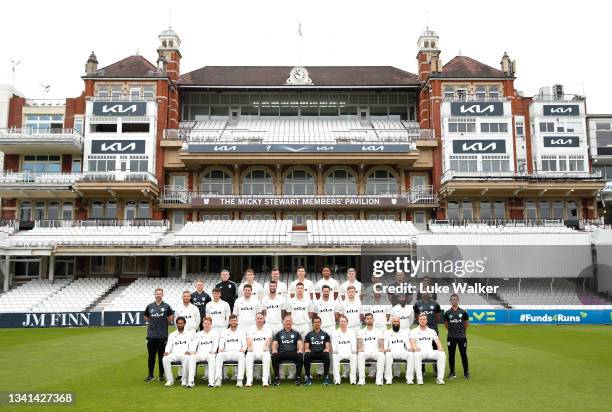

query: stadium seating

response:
[104,277,199,312]
[0,279,71,313]
[496,278,610,308]
[174,220,293,246]
[429,220,576,234]
[307,219,417,246]
[31,277,117,312]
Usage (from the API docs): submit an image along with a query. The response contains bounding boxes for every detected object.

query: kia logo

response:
[362,145,384,151]
[462,142,497,152]
[100,142,136,152]
[214,145,237,151]
[101,104,139,114]
[459,104,496,114]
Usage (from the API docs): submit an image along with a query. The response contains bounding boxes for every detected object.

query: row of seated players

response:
[163,313,445,387]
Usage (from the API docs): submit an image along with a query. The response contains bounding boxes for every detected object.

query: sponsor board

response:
[507,310,612,325]
[91,140,146,154]
[543,104,580,116]
[186,144,414,153]
[543,136,580,148]
[92,101,147,117]
[104,311,147,326]
[0,312,103,328]
[450,102,504,117]
[452,139,507,154]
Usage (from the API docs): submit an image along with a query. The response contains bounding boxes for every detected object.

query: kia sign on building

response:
[92,101,147,117]
[452,139,507,154]
[543,136,580,147]
[543,104,580,116]
[91,140,146,154]
[450,101,504,116]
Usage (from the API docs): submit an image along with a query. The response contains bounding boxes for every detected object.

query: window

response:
[19,201,31,221]
[72,158,82,173]
[456,89,467,100]
[284,169,315,195]
[124,201,137,220]
[443,87,454,99]
[74,118,84,135]
[494,201,505,219]
[138,201,150,219]
[122,256,148,274]
[541,156,557,172]
[34,202,45,220]
[526,201,537,220]
[552,201,564,219]
[13,257,40,277]
[568,155,584,172]
[90,256,115,274]
[447,201,459,220]
[448,119,476,133]
[567,201,578,220]
[366,169,397,194]
[25,114,63,133]
[515,121,525,137]
[54,257,75,277]
[449,156,478,172]
[488,87,500,98]
[143,85,155,98]
[325,168,357,195]
[122,123,149,133]
[242,169,274,195]
[285,213,315,225]
[479,201,505,219]
[201,169,233,195]
[62,202,73,221]
[91,123,118,133]
[91,200,117,219]
[480,201,492,219]
[22,155,61,173]
[129,156,148,172]
[462,201,473,220]
[413,211,426,225]
[411,175,427,188]
[97,86,109,97]
[480,123,508,133]
[539,201,550,219]
[201,214,232,221]
[482,155,510,172]
[47,202,60,220]
[172,212,185,230]
[88,156,116,172]
[539,122,555,133]
[475,87,486,100]
[110,85,122,98]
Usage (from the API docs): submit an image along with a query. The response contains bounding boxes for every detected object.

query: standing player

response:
[233,284,264,333]
[391,293,415,330]
[271,315,304,386]
[206,288,231,336]
[332,316,357,385]
[245,313,272,387]
[238,268,264,300]
[336,286,362,334]
[215,269,238,311]
[162,317,193,387]
[263,268,287,298]
[444,293,469,380]
[262,280,286,335]
[289,266,315,298]
[303,315,332,386]
[176,290,201,334]
[144,288,174,382]
[187,317,218,388]
[357,313,385,386]
[215,314,246,387]
[191,279,211,331]
[339,268,362,300]
[314,285,337,336]
[411,313,445,385]
[383,316,414,385]
[315,265,339,300]
[286,282,313,338]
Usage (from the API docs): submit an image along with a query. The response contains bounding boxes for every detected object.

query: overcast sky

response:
[1,0,610,113]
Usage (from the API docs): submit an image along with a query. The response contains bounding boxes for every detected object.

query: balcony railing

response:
[78,171,158,184]
[34,219,168,229]
[0,128,84,144]
[441,169,603,183]
[430,218,566,227]
[160,186,437,205]
[87,95,157,101]
[0,171,82,185]
[531,94,585,102]
[442,95,506,102]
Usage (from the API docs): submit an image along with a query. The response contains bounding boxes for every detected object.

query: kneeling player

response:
[187,317,218,388]
[411,313,446,385]
[245,313,272,387]
[357,313,385,386]
[332,316,357,385]
[303,315,332,385]
[162,317,193,387]
[383,316,414,384]
[215,314,246,387]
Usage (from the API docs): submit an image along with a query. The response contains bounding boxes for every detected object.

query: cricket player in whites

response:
[245,313,272,387]
[215,314,247,387]
[332,316,357,385]
[176,290,201,333]
[357,313,385,386]
[187,317,218,388]
[411,313,446,385]
[383,316,415,385]
[162,317,193,387]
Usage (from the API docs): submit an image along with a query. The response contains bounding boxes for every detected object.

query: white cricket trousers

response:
[188,353,216,385]
[215,351,245,383]
[358,352,385,384]
[267,323,282,336]
[332,352,357,384]
[414,350,446,381]
[245,351,271,386]
[293,323,310,339]
[162,353,189,384]
[384,351,414,383]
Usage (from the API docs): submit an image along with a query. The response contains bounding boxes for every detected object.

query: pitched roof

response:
[440,56,509,78]
[84,55,164,78]
[179,66,420,87]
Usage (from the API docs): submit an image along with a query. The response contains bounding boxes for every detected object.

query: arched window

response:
[91,201,104,219]
[106,201,117,219]
[19,201,31,221]
[47,202,60,220]
[284,169,315,195]
[325,168,356,195]
[243,169,274,195]
[366,169,397,195]
[201,169,232,195]
[124,201,137,220]
[34,201,45,220]
[138,201,151,219]
[62,202,73,221]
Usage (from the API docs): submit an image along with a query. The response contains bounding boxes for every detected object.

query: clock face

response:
[293,67,306,81]
[287,66,312,85]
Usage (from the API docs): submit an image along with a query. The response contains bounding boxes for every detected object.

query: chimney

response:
[500,52,515,76]
[85,52,98,75]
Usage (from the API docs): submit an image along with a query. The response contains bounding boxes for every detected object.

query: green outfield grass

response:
[0,325,611,411]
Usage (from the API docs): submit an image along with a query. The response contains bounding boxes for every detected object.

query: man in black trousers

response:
[144,288,174,382]
[271,314,304,386]
[303,315,332,386]
[444,294,470,380]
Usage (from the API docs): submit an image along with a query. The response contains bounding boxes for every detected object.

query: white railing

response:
[532,94,585,102]
[34,219,168,229]
[78,171,158,184]
[408,185,437,203]
[0,171,82,185]
[443,95,506,102]
[441,169,602,183]
[0,128,83,144]
[87,95,156,102]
